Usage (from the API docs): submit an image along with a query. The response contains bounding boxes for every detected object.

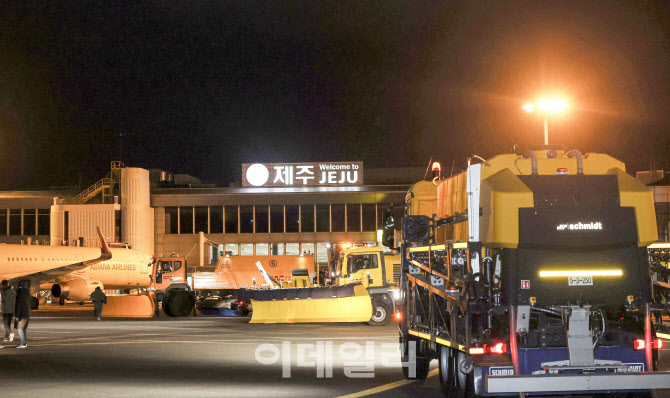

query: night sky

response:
[1,1,669,189]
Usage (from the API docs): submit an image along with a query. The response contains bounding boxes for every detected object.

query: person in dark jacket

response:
[14,281,31,348]
[0,280,16,346]
[90,286,107,321]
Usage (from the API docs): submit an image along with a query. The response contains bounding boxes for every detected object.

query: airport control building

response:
[0,161,425,267]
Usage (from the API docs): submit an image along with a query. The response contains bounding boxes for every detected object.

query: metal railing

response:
[73,177,111,204]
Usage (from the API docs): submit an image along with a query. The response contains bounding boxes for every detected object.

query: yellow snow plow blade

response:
[102,294,155,318]
[248,284,373,324]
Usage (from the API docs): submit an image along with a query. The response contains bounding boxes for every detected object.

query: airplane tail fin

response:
[96,227,111,255]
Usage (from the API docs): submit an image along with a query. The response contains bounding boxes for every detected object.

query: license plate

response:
[568,276,593,286]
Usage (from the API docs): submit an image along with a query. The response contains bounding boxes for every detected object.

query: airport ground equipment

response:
[150,254,196,317]
[399,147,670,396]
[246,244,401,325]
[382,176,438,249]
[648,242,670,340]
[328,244,401,325]
[154,253,314,317]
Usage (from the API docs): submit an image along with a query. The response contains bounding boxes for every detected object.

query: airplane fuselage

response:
[0,244,103,280]
[71,248,153,288]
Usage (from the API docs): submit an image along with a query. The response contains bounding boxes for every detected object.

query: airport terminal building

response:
[1,161,668,269]
[0,161,424,267]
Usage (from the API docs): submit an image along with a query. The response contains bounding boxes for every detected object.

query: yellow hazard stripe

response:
[657,332,670,340]
[408,330,465,352]
[435,336,466,352]
[409,245,445,252]
[336,369,438,398]
[408,242,468,252]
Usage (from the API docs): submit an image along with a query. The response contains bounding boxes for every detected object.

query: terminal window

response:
[316,205,329,232]
[285,205,299,233]
[225,206,238,234]
[180,206,193,234]
[9,209,21,236]
[255,206,269,233]
[165,207,178,234]
[210,207,223,234]
[656,201,669,242]
[240,206,253,233]
[0,210,6,235]
[300,205,314,233]
[377,204,391,229]
[195,206,208,234]
[270,205,284,233]
[23,209,36,236]
[362,204,376,231]
[38,209,50,236]
[347,204,361,232]
[331,204,345,232]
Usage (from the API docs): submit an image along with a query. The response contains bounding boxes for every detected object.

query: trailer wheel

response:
[368,300,391,326]
[163,291,195,317]
[439,346,474,398]
[400,335,431,380]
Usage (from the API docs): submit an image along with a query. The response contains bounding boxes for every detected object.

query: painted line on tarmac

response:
[657,332,670,340]
[335,369,438,398]
[29,339,253,347]
[28,336,400,347]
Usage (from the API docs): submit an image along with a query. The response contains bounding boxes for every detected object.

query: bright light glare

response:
[522,103,536,113]
[539,270,622,277]
[537,99,567,113]
[523,99,568,114]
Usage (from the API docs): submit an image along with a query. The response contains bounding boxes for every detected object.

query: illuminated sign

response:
[242,162,363,187]
[556,221,603,231]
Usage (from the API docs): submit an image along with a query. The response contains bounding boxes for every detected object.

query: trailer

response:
[398,147,670,396]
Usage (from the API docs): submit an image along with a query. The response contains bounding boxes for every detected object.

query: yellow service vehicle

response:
[329,244,402,325]
[246,176,437,325]
[399,146,670,396]
[648,242,670,339]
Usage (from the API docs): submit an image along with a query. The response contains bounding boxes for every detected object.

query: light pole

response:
[523,99,567,145]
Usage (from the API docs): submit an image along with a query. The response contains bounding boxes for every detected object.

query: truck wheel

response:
[162,302,172,317]
[400,335,431,380]
[238,306,250,316]
[30,297,39,310]
[439,346,474,398]
[163,291,195,317]
[368,300,391,326]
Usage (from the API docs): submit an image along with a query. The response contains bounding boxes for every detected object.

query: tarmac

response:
[0,303,665,398]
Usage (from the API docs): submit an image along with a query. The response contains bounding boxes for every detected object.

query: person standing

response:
[90,286,107,321]
[0,280,16,347]
[14,281,31,349]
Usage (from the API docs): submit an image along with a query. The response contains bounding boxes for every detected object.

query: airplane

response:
[0,227,155,308]
[0,227,113,308]
[43,245,154,304]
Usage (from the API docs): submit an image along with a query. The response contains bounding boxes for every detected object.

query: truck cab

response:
[336,246,397,288]
[153,256,187,290]
[151,254,194,317]
[331,244,401,325]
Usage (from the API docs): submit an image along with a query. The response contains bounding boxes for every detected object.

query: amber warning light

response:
[431,162,442,181]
